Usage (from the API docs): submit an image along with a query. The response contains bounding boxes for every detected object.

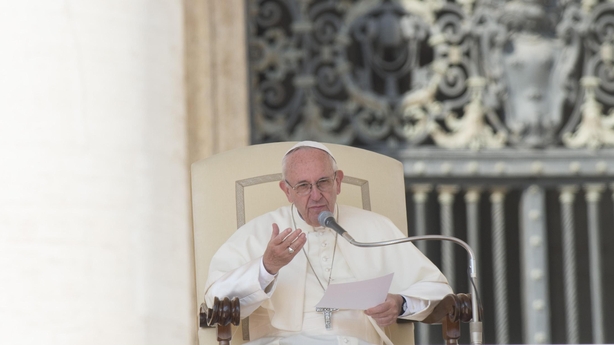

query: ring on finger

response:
[288,247,295,254]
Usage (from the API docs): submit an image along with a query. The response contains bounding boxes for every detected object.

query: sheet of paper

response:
[315,273,394,310]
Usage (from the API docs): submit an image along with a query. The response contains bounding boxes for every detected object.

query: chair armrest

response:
[199,297,240,345]
[421,293,479,345]
[201,294,479,345]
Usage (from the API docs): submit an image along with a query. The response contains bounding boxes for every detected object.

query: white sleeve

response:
[259,257,277,291]
[399,295,428,317]
[398,280,453,321]
[205,256,278,318]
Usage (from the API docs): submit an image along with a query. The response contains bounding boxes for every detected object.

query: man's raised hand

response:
[262,223,307,274]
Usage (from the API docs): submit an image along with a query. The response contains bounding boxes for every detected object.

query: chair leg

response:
[442,318,461,345]
[217,324,232,345]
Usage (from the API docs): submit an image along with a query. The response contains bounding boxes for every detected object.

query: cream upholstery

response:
[191,142,413,344]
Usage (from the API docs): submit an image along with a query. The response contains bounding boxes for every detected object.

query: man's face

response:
[279,148,344,227]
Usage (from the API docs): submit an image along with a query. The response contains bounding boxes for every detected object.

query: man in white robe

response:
[205,141,452,345]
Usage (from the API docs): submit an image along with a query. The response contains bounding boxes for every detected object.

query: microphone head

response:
[318,211,334,227]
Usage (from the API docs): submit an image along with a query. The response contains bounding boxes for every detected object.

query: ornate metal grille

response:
[248,0,614,149]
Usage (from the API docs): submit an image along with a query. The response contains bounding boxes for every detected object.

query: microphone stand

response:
[337,232,483,345]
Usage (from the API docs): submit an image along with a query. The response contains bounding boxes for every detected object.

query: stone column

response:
[0,2,194,345]
[184,0,250,163]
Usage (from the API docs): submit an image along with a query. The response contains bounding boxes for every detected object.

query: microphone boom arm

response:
[342,233,482,345]
[319,210,482,345]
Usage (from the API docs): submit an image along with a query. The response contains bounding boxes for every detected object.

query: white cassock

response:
[205,204,452,345]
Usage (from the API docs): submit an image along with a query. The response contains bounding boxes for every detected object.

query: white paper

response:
[315,273,394,310]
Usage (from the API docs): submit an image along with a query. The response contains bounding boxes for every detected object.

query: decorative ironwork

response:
[248,0,614,149]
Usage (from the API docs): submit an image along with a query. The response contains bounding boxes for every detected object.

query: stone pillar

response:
[184,0,250,163]
[0,2,194,345]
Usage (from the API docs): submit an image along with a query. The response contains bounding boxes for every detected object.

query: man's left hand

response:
[364,294,404,327]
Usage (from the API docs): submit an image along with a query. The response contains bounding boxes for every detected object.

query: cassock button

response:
[325,268,330,272]
[322,256,328,262]
[343,338,349,343]
[321,242,327,247]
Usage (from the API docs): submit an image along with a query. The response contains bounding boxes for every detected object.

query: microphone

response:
[317,211,355,242]
[318,210,483,345]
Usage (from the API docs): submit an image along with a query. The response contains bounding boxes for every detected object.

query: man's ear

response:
[335,170,344,195]
[279,180,293,203]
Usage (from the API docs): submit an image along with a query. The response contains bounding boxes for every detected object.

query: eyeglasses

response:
[285,172,337,196]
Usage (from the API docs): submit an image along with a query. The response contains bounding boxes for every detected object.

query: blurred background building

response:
[1,0,613,344]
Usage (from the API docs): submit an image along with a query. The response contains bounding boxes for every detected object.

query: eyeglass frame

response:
[284,171,338,196]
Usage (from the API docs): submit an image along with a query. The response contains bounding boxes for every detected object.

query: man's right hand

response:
[262,223,307,275]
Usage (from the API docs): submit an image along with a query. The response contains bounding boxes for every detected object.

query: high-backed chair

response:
[191,142,475,345]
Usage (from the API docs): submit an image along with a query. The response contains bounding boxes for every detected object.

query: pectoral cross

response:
[316,307,339,330]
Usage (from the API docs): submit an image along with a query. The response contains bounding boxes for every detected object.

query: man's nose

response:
[309,185,323,199]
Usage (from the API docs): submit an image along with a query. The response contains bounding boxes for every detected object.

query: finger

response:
[285,229,304,245]
[270,223,280,241]
[365,303,386,316]
[290,232,307,251]
[286,233,307,255]
[375,314,395,327]
[368,308,395,324]
[276,228,293,244]
[367,300,399,326]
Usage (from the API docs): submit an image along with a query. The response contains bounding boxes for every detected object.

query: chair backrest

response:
[191,142,411,344]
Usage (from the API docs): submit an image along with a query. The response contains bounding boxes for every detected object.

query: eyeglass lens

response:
[295,176,334,195]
